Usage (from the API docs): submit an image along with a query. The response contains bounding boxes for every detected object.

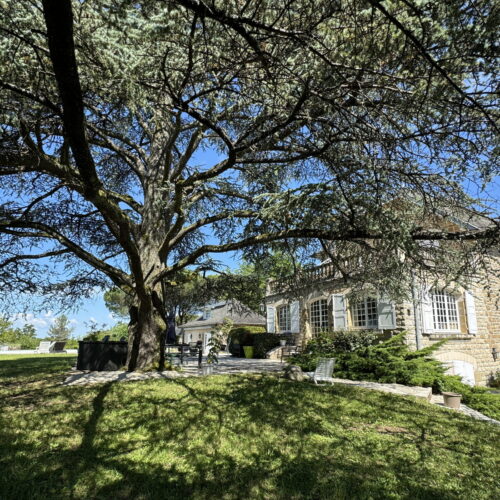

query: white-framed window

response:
[310,299,329,334]
[351,297,378,328]
[277,305,291,332]
[431,290,460,332]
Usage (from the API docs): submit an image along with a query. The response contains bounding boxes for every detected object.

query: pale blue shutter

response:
[464,291,478,335]
[290,301,300,333]
[421,287,434,333]
[333,294,347,330]
[266,305,275,333]
[377,297,396,329]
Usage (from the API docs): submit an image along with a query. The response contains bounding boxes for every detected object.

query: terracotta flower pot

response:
[442,392,462,409]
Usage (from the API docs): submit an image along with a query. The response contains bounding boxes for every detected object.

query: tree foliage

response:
[0,0,498,369]
[0,317,38,349]
[47,314,74,341]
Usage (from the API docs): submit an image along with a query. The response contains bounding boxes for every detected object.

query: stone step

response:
[330,378,433,401]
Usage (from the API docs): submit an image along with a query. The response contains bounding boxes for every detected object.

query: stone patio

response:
[63,353,283,386]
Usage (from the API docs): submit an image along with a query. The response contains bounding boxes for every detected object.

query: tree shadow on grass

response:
[1,368,499,499]
[66,376,499,499]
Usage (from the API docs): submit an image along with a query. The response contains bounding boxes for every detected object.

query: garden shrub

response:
[252,333,294,358]
[434,375,500,420]
[227,326,265,356]
[290,330,379,371]
[82,322,129,342]
[331,330,379,352]
[290,332,447,386]
[488,369,500,388]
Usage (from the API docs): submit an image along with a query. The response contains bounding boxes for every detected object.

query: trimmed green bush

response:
[82,322,129,342]
[488,369,500,388]
[433,375,500,419]
[252,333,295,358]
[289,330,379,370]
[227,326,265,356]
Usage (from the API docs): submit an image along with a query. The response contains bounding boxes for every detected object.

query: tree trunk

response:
[125,186,168,371]
[126,291,167,371]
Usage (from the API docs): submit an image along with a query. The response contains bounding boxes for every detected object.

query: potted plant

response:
[442,392,462,409]
[280,339,287,347]
[243,345,254,358]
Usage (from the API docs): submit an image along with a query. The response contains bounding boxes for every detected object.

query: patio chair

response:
[309,358,336,385]
[189,342,199,356]
[36,341,53,353]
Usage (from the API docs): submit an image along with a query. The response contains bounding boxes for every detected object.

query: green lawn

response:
[1,355,499,500]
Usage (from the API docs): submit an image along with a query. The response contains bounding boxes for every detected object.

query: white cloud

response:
[10,312,49,332]
[10,311,78,334]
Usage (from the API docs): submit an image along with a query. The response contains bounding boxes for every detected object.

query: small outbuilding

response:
[179,300,266,354]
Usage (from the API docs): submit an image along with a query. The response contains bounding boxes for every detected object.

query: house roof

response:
[180,299,265,330]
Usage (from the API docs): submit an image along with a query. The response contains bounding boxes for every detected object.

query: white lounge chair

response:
[308,358,336,385]
[36,341,53,353]
[35,341,67,353]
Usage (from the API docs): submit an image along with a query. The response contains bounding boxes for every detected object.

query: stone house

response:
[179,299,266,355]
[264,217,500,386]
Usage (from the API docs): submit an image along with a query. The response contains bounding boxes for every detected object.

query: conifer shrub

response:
[290,332,446,387]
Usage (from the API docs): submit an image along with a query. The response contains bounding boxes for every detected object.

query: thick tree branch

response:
[0,80,60,114]
[41,0,100,192]
[41,0,145,292]
[159,209,256,258]
[155,223,499,284]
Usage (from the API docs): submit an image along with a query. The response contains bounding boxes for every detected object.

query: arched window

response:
[277,305,291,332]
[310,299,329,334]
[431,290,460,331]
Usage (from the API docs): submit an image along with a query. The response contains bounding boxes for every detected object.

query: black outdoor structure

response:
[77,340,128,371]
